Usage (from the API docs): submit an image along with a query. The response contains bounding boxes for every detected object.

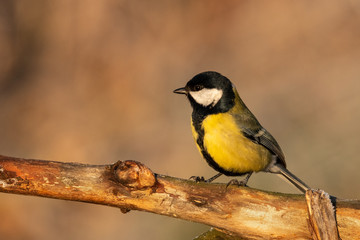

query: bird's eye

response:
[194,85,203,91]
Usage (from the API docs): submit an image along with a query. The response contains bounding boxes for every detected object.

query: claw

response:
[226,179,248,188]
[189,176,206,182]
[226,172,253,188]
[189,172,223,183]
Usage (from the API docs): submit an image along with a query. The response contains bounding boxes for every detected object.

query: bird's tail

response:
[270,164,310,193]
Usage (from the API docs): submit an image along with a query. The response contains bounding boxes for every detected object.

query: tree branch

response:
[0,155,359,239]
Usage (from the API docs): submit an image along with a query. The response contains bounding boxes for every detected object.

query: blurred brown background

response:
[1,1,360,239]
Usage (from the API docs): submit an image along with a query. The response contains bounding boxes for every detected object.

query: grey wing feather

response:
[232,103,286,167]
[241,126,286,167]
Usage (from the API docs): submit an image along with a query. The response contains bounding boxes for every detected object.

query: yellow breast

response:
[193,113,271,174]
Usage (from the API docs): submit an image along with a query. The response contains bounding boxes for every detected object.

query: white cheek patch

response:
[189,88,223,107]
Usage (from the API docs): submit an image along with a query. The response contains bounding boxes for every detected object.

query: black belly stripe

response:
[192,112,248,177]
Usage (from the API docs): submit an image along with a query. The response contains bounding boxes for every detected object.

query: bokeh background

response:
[1,1,360,239]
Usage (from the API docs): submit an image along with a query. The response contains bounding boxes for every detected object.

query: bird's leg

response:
[205,173,223,182]
[226,172,253,187]
[190,173,223,183]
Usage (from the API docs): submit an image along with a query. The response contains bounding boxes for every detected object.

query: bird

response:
[173,71,310,193]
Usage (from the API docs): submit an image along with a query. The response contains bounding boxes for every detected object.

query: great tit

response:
[174,71,310,193]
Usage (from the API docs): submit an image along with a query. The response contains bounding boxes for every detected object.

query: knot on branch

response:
[0,165,24,188]
[112,160,156,190]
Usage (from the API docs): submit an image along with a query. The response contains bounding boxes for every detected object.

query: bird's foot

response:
[189,176,206,182]
[226,179,248,188]
[190,172,223,183]
[226,172,253,188]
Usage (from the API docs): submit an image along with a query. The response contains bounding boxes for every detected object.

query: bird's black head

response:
[174,71,235,115]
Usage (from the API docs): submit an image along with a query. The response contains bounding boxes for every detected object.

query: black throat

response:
[189,84,235,131]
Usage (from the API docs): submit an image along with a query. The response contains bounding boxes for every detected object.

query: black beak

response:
[173,87,187,95]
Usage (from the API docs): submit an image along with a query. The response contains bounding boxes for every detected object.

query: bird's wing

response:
[241,124,286,168]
